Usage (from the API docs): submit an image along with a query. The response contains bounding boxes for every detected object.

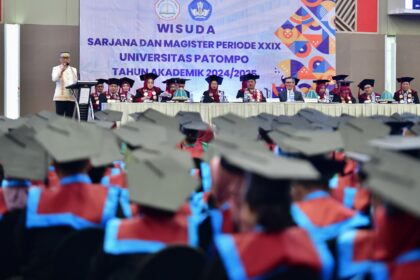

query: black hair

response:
[138,205,176,219]
[245,173,294,233]
[54,159,90,176]
[88,166,108,184]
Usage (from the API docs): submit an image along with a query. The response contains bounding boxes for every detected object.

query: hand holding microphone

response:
[60,62,69,73]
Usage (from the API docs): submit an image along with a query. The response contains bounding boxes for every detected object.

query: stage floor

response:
[104,102,420,124]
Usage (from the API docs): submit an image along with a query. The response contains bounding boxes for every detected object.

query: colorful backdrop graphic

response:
[80,0,336,100]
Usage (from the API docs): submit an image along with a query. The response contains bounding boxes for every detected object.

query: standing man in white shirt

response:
[51,52,78,117]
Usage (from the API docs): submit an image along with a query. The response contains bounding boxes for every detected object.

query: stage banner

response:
[80,0,336,100]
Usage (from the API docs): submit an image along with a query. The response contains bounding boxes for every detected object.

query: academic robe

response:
[208,227,334,280]
[133,87,162,103]
[177,141,208,159]
[26,173,119,230]
[90,92,101,111]
[393,89,420,104]
[291,190,370,241]
[358,92,382,103]
[237,89,267,102]
[202,90,221,103]
[337,206,420,280]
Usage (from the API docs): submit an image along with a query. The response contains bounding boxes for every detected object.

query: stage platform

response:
[104,103,420,125]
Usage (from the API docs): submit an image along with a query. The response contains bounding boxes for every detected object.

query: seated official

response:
[202,75,224,103]
[236,74,266,102]
[278,77,304,102]
[133,73,162,103]
[313,79,331,103]
[358,79,381,103]
[106,78,122,102]
[118,77,134,103]
[160,78,179,102]
[394,77,419,104]
[333,80,356,103]
[91,79,107,112]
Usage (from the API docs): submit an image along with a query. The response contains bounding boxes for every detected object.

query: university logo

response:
[189,0,212,21]
[155,0,180,21]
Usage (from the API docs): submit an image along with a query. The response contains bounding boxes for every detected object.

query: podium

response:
[66,81,98,121]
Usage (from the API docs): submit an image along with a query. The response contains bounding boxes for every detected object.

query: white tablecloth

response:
[104,102,420,124]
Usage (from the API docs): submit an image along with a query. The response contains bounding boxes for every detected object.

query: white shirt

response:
[52,65,78,101]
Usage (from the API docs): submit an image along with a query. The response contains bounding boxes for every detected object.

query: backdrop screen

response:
[80,0,336,99]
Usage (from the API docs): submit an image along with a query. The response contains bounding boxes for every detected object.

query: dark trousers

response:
[55,101,75,117]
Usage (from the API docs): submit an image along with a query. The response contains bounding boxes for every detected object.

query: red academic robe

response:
[26,174,119,230]
[291,190,370,241]
[133,87,161,103]
[103,211,197,255]
[337,206,420,280]
[177,141,207,159]
[393,89,419,104]
[214,227,333,280]
[358,92,382,103]
[90,92,101,111]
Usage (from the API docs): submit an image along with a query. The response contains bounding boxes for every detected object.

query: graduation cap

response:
[338,80,354,87]
[313,79,330,85]
[205,75,223,85]
[94,110,123,122]
[177,78,190,85]
[271,130,344,157]
[369,136,420,151]
[339,118,391,161]
[126,150,198,212]
[332,74,349,81]
[107,78,121,86]
[358,79,375,90]
[297,108,339,129]
[397,77,415,84]
[88,120,115,130]
[140,73,159,81]
[0,126,48,181]
[162,78,179,85]
[211,136,319,180]
[212,113,260,140]
[34,118,102,163]
[247,113,275,132]
[130,147,194,171]
[96,79,107,85]
[364,151,420,217]
[179,116,208,131]
[271,116,314,131]
[115,121,184,148]
[25,111,60,131]
[240,74,260,81]
[141,109,180,130]
[175,111,202,122]
[120,77,135,88]
[0,117,27,133]
[281,76,300,84]
[85,124,123,167]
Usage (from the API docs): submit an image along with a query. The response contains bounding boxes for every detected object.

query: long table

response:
[104,102,420,124]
